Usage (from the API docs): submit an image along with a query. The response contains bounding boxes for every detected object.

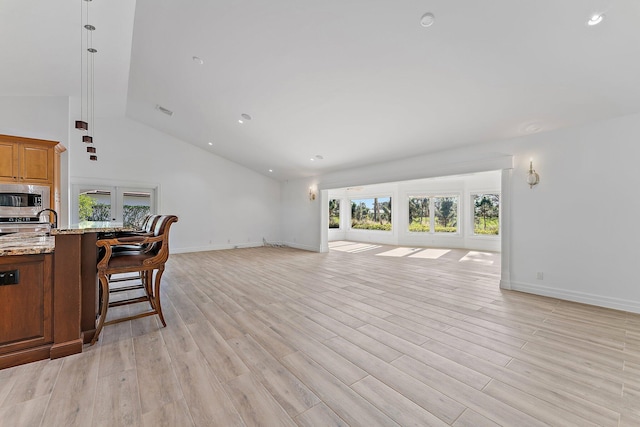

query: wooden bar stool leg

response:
[91,273,110,345]
[144,270,154,307]
[153,267,167,327]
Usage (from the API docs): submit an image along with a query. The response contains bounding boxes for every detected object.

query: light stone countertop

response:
[50,221,136,235]
[1,222,136,256]
[0,232,54,256]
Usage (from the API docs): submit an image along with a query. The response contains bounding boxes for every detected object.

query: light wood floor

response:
[1,242,640,426]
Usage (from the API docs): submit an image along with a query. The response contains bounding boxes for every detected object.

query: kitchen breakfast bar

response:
[0,223,134,369]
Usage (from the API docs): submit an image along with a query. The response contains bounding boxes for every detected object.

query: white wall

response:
[327,171,501,251]
[71,116,281,253]
[280,178,321,251]
[281,112,640,313]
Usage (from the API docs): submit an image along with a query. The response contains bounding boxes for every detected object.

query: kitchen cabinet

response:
[0,233,84,370]
[0,134,65,212]
[0,253,53,369]
[0,134,58,184]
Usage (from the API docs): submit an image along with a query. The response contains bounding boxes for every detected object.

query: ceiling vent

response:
[155,104,174,116]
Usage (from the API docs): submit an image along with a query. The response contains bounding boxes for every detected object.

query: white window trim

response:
[469,190,501,238]
[328,198,342,231]
[348,195,393,232]
[70,178,159,225]
[407,192,461,235]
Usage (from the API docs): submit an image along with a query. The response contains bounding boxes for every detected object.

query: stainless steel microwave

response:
[0,183,50,218]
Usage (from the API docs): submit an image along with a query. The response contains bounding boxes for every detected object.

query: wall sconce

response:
[309,187,317,201]
[527,159,540,188]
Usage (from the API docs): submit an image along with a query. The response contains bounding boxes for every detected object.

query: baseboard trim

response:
[173,242,265,254]
[281,241,321,252]
[0,344,52,370]
[510,281,640,314]
[50,339,83,359]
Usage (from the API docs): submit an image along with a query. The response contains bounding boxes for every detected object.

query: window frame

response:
[328,198,341,230]
[406,192,461,235]
[470,191,501,238]
[71,181,158,226]
[407,195,432,233]
[349,195,393,232]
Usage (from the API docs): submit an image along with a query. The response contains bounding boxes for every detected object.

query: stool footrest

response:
[110,284,145,293]
[104,310,159,326]
[109,296,149,307]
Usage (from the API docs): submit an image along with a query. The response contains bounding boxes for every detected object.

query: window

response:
[122,191,153,228]
[72,183,156,228]
[434,196,458,233]
[408,196,430,232]
[350,197,392,231]
[329,199,340,229]
[408,195,458,233]
[79,189,112,222]
[473,193,500,235]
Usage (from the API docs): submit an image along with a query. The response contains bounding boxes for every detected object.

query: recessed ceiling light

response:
[310,158,315,161]
[268,169,273,173]
[420,12,435,27]
[314,154,324,160]
[192,56,204,65]
[241,113,252,120]
[523,122,542,133]
[587,13,604,26]
[208,142,213,146]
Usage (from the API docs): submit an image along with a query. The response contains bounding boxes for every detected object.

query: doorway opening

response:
[326,170,501,253]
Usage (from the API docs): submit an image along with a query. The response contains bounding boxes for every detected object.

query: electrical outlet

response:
[536,272,544,280]
[0,269,20,286]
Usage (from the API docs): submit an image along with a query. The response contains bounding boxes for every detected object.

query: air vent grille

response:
[155,104,174,116]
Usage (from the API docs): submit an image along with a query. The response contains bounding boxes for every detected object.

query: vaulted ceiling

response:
[2,1,640,180]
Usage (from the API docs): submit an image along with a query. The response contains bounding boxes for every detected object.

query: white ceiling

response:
[2,1,640,180]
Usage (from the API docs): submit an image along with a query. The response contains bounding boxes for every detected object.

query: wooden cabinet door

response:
[0,255,52,354]
[0,141,19,182]
[20,143,53,184]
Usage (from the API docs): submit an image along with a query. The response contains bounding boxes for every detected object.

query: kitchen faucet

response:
[37,208,58,229]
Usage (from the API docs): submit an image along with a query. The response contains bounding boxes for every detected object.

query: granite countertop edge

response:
[1,224,135,256]
[0,232,54,256]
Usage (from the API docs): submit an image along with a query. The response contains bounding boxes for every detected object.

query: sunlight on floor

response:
[459,251,495,265]
[409,248,451,259]
[376,247,423,257]
[328,241,382,253]
[329,241,498,264]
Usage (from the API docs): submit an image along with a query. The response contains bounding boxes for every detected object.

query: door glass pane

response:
[79,189,111,222]
[123,191,151,228]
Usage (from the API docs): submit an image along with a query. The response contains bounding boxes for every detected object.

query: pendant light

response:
[75,0,98,161]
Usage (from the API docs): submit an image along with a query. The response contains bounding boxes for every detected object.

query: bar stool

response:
[91,215,178,345]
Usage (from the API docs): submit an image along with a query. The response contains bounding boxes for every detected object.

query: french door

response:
[71,183,157,228]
